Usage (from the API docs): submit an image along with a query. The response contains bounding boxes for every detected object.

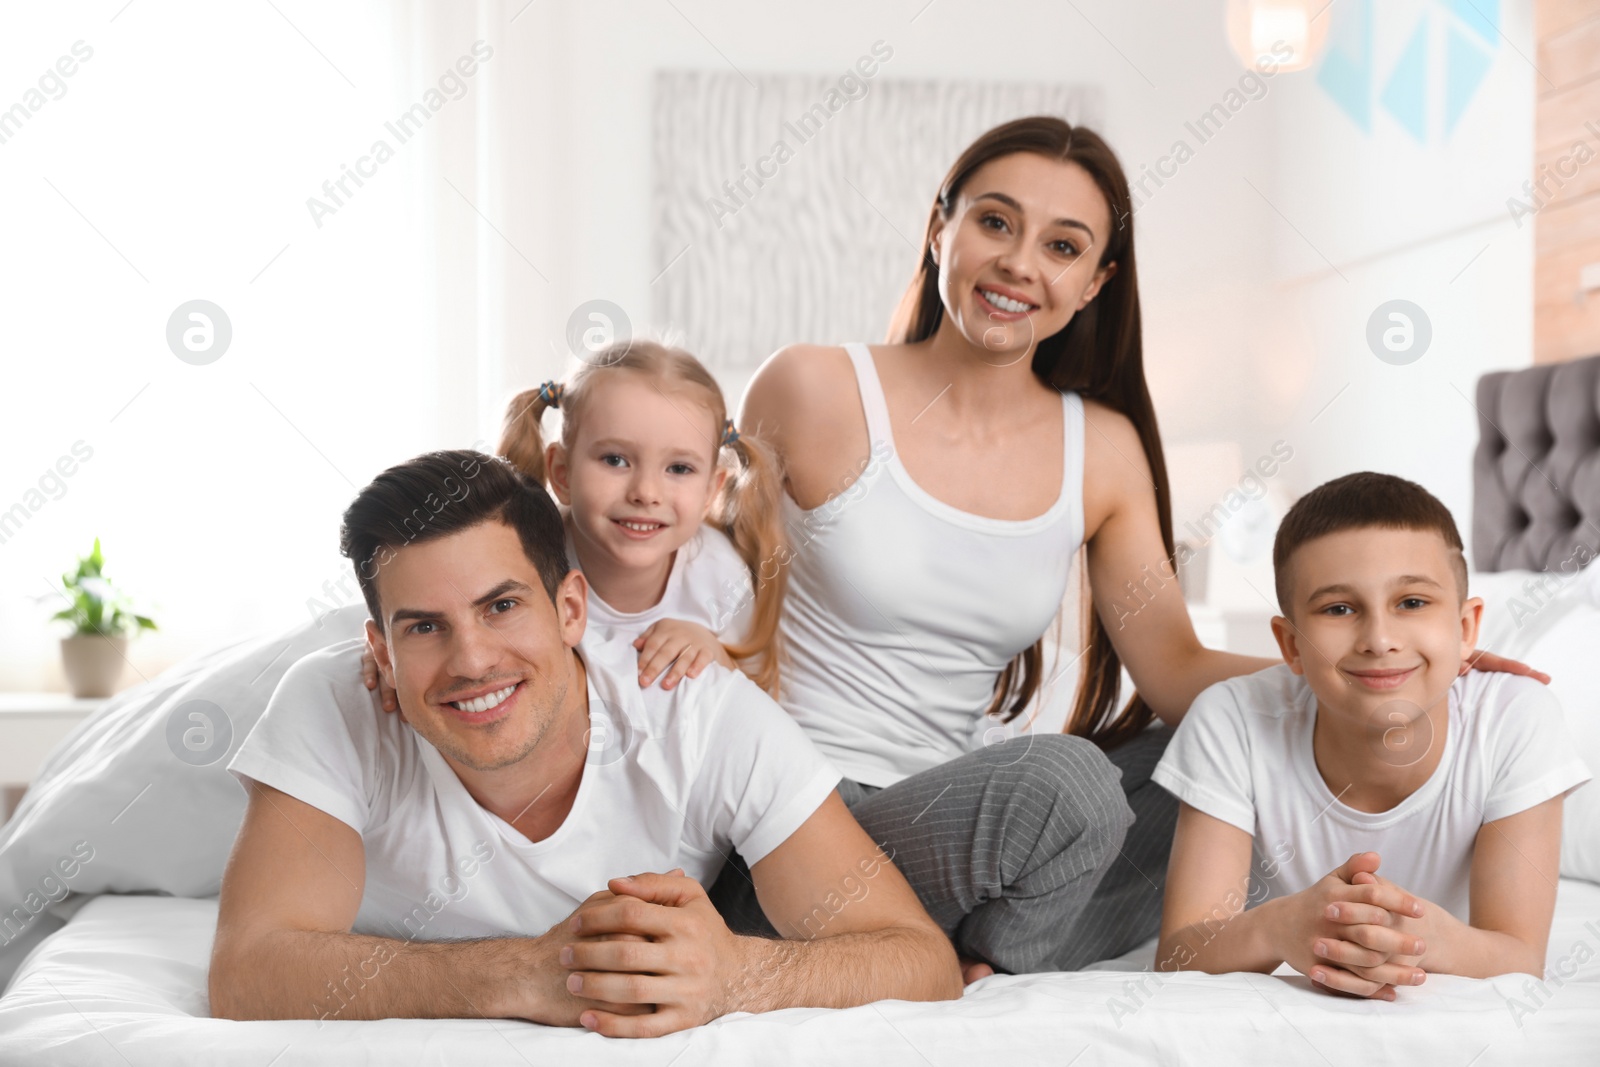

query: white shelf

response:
[0,695,106,816]
[0,692,110,717]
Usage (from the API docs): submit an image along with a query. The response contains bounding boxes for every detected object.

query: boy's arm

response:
[1159,804,1423,998]
[1158,802,1277,974]
[1412,796,1562,979]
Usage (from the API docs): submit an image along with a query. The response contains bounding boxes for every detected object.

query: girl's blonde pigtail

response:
[715,432,789,697]
[498,383,561,484]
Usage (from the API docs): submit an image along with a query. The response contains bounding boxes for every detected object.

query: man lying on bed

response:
[209,449,961,1036]
[1153,472,1590,998]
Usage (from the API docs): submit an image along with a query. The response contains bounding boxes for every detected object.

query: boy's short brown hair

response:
[1272,471,1468,615]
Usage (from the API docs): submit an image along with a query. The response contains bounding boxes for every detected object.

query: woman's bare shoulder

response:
[1081,398,1147,467]
[740,343,872,508]
[747,342,852,393]
[740,343,857,437]
[1080,398,1157,536]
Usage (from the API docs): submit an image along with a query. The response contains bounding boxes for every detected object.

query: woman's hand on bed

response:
[634,619,734,690]
[559,868,743,1037]
[360,641,400,712]
[1462,649,1550,685]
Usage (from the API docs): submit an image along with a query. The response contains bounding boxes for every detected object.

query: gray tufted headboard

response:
[1473,353,1600,572]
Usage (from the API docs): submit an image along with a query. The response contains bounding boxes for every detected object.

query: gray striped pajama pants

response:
[706,726,1178,973]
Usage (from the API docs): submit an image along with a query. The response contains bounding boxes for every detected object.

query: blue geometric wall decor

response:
[1317,0,1499,143]
[1443,19,1495,136]
[1380,16,1430,140]
[1316,0,1374,132]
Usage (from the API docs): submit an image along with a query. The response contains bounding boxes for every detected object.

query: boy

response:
[1153,472,1590,999]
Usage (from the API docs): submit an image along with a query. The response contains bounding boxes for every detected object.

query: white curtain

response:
[0,0,552,689]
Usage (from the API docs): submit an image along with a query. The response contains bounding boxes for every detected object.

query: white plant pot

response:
[60,634,128,698]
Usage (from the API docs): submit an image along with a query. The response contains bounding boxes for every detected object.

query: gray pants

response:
[706,726,1177,973]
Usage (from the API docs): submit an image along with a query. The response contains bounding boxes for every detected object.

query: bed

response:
[3,357,1599,1065]
[1,882,1597,1066]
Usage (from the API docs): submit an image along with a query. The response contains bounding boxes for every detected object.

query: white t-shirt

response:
[227,634,838,942]
[1153,665,1592,920]
[569,525,756,646]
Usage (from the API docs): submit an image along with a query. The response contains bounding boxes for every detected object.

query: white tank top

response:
[777,342,1087,787]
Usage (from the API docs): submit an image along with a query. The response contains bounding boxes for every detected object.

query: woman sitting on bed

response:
[705,116,1543,981]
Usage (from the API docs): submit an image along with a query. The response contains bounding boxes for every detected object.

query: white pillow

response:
[0,605,369,990]
[1470,570,1600,883]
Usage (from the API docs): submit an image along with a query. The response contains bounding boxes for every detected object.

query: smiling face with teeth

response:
[364,517,591,781]
[927,152,1117,362]
[545,372,728,613]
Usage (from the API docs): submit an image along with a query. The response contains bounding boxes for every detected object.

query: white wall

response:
[0,2,434,690]
[1259,0,1536,568]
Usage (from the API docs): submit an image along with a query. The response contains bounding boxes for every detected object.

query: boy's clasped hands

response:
[1271,851,1433,1000]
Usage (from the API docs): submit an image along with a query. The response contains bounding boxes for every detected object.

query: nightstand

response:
[0,693,106,821]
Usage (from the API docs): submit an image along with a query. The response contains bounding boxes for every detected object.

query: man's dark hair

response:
[339,449,570,628]
[1272,471,1468,615]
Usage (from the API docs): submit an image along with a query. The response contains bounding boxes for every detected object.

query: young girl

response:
[364,339,788,697]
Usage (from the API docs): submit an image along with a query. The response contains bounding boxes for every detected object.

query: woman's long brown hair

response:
[885,116,1173,749]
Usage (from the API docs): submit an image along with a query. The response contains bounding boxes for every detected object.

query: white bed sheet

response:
[2,881,1598,1067]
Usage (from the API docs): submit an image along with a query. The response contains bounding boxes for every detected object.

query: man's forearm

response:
[725,924,961,1012]
[210,929,540,1023]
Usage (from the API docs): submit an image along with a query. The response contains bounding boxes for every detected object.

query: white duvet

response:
[1,881,1597,1066]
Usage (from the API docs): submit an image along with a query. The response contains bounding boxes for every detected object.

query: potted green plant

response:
[50,538,157,697]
